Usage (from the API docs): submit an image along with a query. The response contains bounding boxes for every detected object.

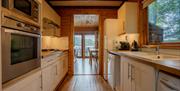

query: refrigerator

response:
[103,19,122,90]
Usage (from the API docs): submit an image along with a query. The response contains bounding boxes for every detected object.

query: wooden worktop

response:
[108,50,180,77]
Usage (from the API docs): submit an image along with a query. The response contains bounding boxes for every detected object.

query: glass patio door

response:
[74,33,96,58]
[84,34,96,57]
[74,35,82,58]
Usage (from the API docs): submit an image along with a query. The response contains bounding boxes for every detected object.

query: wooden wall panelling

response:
[61,15,72,36]
[137,0,148,47]
[69,15,74,75]
[98,15,103,75]
[74,26,98,32]
[0,0,2,90]
[56,8,117,75]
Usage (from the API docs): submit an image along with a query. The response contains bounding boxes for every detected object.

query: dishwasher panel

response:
[157,72,180,91]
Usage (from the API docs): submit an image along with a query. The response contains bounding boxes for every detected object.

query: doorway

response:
[73,14,99,75]
[74,33,97,58]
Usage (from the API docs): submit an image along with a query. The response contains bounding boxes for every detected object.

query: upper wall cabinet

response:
[118,2,138,34]
[42,1,60,25]
[42,1,61,37]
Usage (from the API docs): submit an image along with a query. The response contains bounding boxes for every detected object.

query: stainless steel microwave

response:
[1,17,41,83]
[2,0,39,22]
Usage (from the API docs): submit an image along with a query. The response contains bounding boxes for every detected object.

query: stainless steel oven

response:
[2,0,39,22]
[1,17,41,83]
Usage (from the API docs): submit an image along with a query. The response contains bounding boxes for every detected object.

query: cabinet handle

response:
[128,63,131,79]
[131,65,135,81]
[40,74,43,90]
[56,65,58,75]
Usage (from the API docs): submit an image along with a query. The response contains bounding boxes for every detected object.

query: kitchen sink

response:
[151,55,180,61]
[127,52,180,61]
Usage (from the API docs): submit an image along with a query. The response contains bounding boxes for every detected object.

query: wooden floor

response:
[57,75,113,91]
[56,58,112,91]
[74,58,99,75]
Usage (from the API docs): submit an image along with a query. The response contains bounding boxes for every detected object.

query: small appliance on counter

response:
[130,40,139,51]
[117,41,130,50]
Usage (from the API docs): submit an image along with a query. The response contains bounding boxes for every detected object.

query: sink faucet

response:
[156,45,160,55]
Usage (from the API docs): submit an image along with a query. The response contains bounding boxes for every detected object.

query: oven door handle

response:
[4,29,40,37]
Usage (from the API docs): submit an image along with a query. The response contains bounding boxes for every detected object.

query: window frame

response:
[145,0,180,49]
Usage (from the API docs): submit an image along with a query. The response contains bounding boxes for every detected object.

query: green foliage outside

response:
[148,0,180,42]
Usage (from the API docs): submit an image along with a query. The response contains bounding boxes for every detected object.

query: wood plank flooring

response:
[57,75,113,91]
[56,58,112,91]
[74,58,99,75]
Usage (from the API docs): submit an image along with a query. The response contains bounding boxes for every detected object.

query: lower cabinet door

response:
[122,61,132,91]
[19,75,42,91]
[3,70,42,91]
[134,61,156,91]
[121,56,156,91]
[42,65,55,91]
[56,60,63,86]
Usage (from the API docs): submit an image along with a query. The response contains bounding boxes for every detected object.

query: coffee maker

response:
[131,40,139,51]
[117,41,130,50]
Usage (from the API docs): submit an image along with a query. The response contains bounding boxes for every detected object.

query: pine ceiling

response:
[46,0,134,7]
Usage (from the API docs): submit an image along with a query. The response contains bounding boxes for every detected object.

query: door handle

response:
[160,79,179,91]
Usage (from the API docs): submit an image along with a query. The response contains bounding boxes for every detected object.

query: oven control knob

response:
[31,27,36,31]
[17,23,25,27]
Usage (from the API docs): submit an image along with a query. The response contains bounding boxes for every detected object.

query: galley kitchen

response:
[0,0,180,91]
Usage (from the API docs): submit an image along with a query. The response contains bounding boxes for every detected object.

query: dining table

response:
[89,48,99,65]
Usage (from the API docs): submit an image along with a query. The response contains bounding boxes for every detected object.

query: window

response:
[148,0,180,44]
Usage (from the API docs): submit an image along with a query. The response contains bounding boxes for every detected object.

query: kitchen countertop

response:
[41,50,68,58]
[108,50,180,76]
[41,50,68,68]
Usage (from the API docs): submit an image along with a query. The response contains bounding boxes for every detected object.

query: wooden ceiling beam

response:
[50,1,124,7]
[46,0,127,1]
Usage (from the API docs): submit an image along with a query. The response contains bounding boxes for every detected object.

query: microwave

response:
[2,0,39,22]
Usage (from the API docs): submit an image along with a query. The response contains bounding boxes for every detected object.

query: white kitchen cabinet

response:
[42,1,60,26]
[121,56,156,91]
[42,59,61,91]
[118,2,138,34]
[42,52,68,91]
[3,69,42,91]
[107,53,121,91]
[42,1,61,37]
[104,19,122,37]
[121,57,132,91]
[55,58,63,86]
[63,53,69,75]
[107,53,115,89]
[134,61,156,91]
[42,64,56,91]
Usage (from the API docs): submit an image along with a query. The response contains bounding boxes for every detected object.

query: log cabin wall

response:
[137,0,148,47]
[55,7,118,75]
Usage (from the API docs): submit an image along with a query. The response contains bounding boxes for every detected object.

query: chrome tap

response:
[156,45,161,59]
[156,45,160,55]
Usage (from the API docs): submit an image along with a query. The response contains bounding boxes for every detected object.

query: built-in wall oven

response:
[1,16,41,83]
